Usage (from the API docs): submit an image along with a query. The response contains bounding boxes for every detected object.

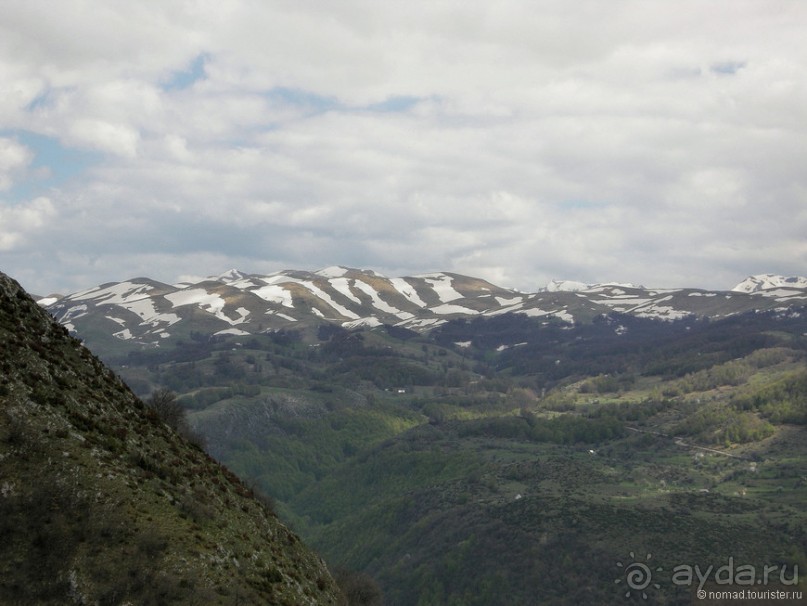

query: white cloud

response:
[0,196,55,251]
[0,137,33,190]
[67,118,141,158]
[0,1,806,295]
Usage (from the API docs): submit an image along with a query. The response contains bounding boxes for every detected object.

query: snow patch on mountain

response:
[315,266,350,278]
[252,284,294,308]
[749,288,807,300]
[214,269,248,284]
[165,288,224,310]
[495,296,523,306]
[352,280,405,316]
[215,328,250,336]
[635,306,691,320]
[68,281,154,305]
[390,278,427,308]
[114,328,133,340]
[299,282,360,319]
[431,303,479,315]
[62,304,89,323]
[594,297,652,310]
[420,274,464,303]
[485,301,525,316]
[267,311,297,322]
[399,317,446,329]
[520,308,573,322]
[329,278,362,304]
[342,317,383,329]
[121,298,181,327]
[164,289,248,325]
[545,280,589,292]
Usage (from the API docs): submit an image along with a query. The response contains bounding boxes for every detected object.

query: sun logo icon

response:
[615,552,662,599]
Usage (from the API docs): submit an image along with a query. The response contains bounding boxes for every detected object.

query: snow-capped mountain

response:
[543,279,591,293]
[732,274,807,294]
[40,269,807,352]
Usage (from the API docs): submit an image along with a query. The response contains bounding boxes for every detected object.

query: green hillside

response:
[0,271,342,605]
[60,303,807,604]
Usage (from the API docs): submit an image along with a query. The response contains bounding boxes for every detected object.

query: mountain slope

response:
[0,271,340,605]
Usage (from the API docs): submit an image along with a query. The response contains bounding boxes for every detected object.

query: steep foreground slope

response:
[0,271,341,605]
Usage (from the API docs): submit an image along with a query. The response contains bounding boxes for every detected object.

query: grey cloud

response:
[1,1,806,295]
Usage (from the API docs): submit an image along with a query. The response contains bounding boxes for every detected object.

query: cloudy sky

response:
[1,1,805,295]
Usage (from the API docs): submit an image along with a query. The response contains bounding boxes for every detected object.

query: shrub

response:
[145,389,207,449]
[333,567,383,606]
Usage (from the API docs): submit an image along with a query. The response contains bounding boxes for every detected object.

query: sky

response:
[1,1,805,295]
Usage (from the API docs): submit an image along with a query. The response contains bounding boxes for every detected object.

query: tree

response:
[146,389,206,449]
[334,568,383,606]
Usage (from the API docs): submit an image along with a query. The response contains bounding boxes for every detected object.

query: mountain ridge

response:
[39,268,807,357]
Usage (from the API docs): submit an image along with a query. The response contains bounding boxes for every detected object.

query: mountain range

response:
[39,268,807,355]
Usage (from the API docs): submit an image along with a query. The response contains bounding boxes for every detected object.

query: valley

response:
[39,270,807,604]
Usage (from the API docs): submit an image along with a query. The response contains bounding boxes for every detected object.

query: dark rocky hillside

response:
[0,271,341,605]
